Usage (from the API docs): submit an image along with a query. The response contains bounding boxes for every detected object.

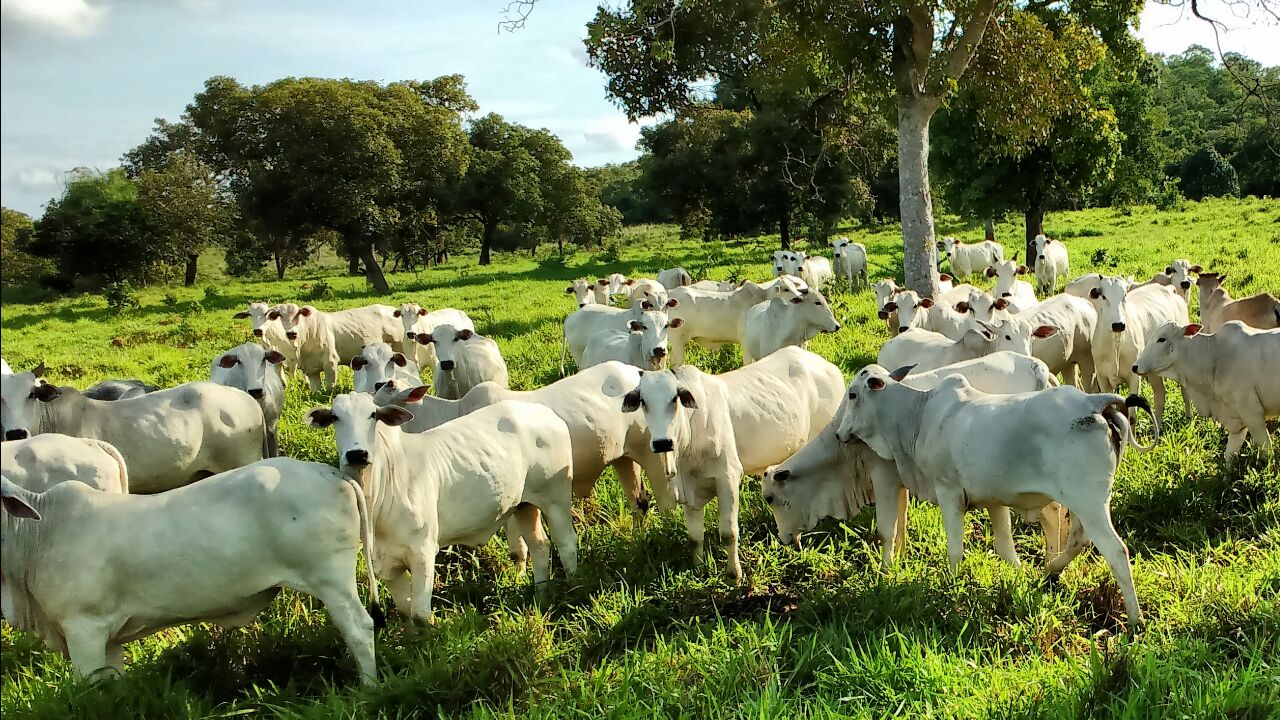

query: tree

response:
[585,0,1143,296]
[586,160,670,225]
[1179,146,1240,200]
[28,169,154,286]
[135,153,231,285]
[454,114,545,265]
[1,207,52,288]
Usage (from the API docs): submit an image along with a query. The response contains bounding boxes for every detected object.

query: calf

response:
[234,302,297,375]
[1136,321,1280,459]
[1089,278,1191,419]
[417,323,509,399]
[211,342,287,457]
[877,325,1037,375]
[395,303,475,369]
[1195,272,1280,332]
[942,237,1004,278]
[835,366,1157,627]
[741,282,841,363]
[1031,235,1069,294]
[279,304,403,393]
[657,268,693,289]
[563,299,676,372]
[581,310,684,371]
[1,434,129,493]
[0,367,264,493]
[831,237,869,287]
[1163,260,1198,299]
[625,278,668,309]
[985,258,1039,312]
[0,458,379,683]
[351,342,421,395]
[794,252,834,292]
[307,394,576,619]
[565,279,598,308]
[887,290,977,340]
[618,347,845,581]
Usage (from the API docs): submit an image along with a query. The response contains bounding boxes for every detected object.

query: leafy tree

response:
[454,114,545,265]
[1179,146,1240,200]
[27,169,155,286]
[135,153,231,285]
[1,207,52,288]
[586,160,669,225]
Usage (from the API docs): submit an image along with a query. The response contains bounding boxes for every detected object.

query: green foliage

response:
[305,280,334,301]
[1153,179,1185,211]
[1178,147,1240,201]
[0,207,52,288]
[102,280,141,311]
[586,161,670,225]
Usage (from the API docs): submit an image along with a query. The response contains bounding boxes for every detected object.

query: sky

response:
[2,0,1277,217]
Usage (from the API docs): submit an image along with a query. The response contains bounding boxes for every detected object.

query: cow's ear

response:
[985,267,997,278]
[233,311,251,319]
[955,301,971,313]
[1183,323,1203,336]
[939,273,952,282]
[305,408,337,428]
[391,353,408,367]
[350,356,368,370]
[393,309,403,317]
[218,354,240,369]
[621,389,642,412]
[666,297,679,308]
[32,383,61,402]
[641,300,654,310]
[867,377,887,391]
[406,385,431,402]
[1045,238,1053,244]
[676,387,698,409]
[456,329,474,341]
[565,287,574,294]
[670,318,684,328]
[1189,265,1203,274]
[298,307,313,317]
[883,301,898,313]
[265,351,287,365]
[31,362,46,378]
[1088,288,1101,300]
[919,297,934,308]
[888,365,915,382]
[416,333,434,345]
[624,278,635,285]
[376,406,414,427]
[0,484,39,521]
[1033,325,1059,338]
[597,278,609,286]
[994,298,1009,310]
[268,310,280,320]
[418,308,428,316]
[1217,273,1228,283]
[1016,265,1029,275]
[1164,266,1174,275]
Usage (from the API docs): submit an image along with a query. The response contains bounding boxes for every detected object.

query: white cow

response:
[877,325,1038,375]
[581,310,684,371]
[1064,273,1136,300]
[942,237,1005,278]
[0,368,264,494]
[307,395,577,619]
[794,252,834,293]
[887,290,978,339]
[657,268,693,289]
[985,258,1039,312]
[771,251,797,277]
[1163,260,1199,299]
[989,294,1099,388]
[690,279,738,292]
[1089,277,1191,420]
[625,278,668,309]
[395,303,476,369]
[211,342,287,457]
[831,237,869,287]
[562,299,676,373]
[1031,235,1070,294]
[1195,272,1280,332]
[565,279,598,308]
[835,365,1157,627]
[741,282,841,363]
[617,347,845,582]
[278,304,403,393]
[0,434,129,493]
[351,342,421,395]
[604,273,631,302]
[0,458,380,683]
[233,302,297,376]
[1136,321,1280,459]
[416,324,508,400]
[665,280,784,366]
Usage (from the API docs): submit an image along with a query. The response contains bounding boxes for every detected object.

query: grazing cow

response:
[417,323,508,400]
[985,258,1039,312]
[0,459,380,684]
[986,294,1098,388]
[794,252,834,292]
[278,304,403,393]
[763,353,1060,567]
[233,302,297,375]
[657,268,693,289]
[82,379,159,401]
[581,310,684,371]
[877,325,1037,375]
[617,347,845,582]
[1031,235,1070,294]
[1195,272,1280,332]
[664,282,769,366]
[942,237,1005,278]
[351,342,421,395]
[307,394,577,619]
[211,342,287,457]
[565,279,598,308]
[1136,321,1280,459]
[831,237,869,287]
[835,365,1157,627]
[0,367,264,494]
[0,434,129,493]
[741,282,841,363]
[395,303,476,370]
[1089,278,1191,420]
[562,299,677,373]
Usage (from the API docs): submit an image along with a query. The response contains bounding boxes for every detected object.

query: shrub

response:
[203,286,224,303]
[306,280,334,301]
[1178,147,1239,201]
[103,281,141,311]
[595,240,623,265]
[1154,179,1186,211]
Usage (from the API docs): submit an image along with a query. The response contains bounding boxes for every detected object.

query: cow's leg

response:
[408,538,440,623]
[324,365,337,393]
[670,336,687,367]
[505,515,529,571]
[1149,375,1167,422]
[266,427,279,458]
[989,505,1021,568]
[306,372,324,394]
[1046,512,1090,576]
[715,474,743,583]
[512,503,551,593]
[1224,425,1249,460]
[307,576,378,685]
[61,618,112,680]
[384,570,413,616]
[936,487,969,571]
[874,489,901,569]
[636,454,676,513]
[1178,381,1194,419]
[683,503,707,567]
[613,459,649,526]
[540,501,579,578]
[894,487,909,554]
[106,644,126,673]
[1069,502,1142,627]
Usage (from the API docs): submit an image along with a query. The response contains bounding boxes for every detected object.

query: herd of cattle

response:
[1,233,1278,686]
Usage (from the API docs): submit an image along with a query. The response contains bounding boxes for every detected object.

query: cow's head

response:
[275,304,313,343]
[620,370,697,476]
[1033,234,1052,263]
[987,320,1059,355]
[835,364,913,456]
[0,364,59,441]
[351,342,413,394]
[565,279,595,309]
[873,279,901,320]
[762,444,859,550]
[888,290,932,335]
[1135,321,1199,376]
[1,477,40,520]
[1089,275,1131,334]
[626,310,684,370]
[777,283,841,335]
[234,302,279,339]
[417,323,473,373]
[637,290,673,312]
[941,236,958,259]
[1164,259,1198,292]
[1194,271,1224,295]
[306,392,413,479]
[212,342,285,401]
[771,250,789,277]
[986,259,1027,298]
[395,303,429,340]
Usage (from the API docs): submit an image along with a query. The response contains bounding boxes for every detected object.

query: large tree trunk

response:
[183,254,199,286]
[479,221,496,266]
[779,202,791,250]
[984,218,996,242]
[348,252,361,275]
[897,95,942,298]
[357,243,390,293]
[1024,202,1045,270]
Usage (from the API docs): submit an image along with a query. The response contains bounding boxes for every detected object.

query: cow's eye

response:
[1157,338,1166,343]
[814,301,821,305]
[791,297,803,304]
[764,494,775,505]
[848,392,857,400]
[369,413,376,419]
[1005,335,1011,341]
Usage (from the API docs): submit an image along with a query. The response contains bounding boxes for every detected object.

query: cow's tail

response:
[342,475,384,629]
[559,324,569,377]
[94,439,130,494]
[1100,394,1159,456]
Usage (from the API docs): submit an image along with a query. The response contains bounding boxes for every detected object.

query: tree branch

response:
[940,0,999,86]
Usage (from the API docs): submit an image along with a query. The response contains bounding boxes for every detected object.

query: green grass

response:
[2,197,1279,719]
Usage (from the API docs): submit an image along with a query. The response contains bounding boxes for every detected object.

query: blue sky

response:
[2,0,1276,216]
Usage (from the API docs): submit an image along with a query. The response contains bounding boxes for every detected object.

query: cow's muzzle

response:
[439,360,456,372]
[252,329,264,338]
[345,449,370,466]
[1180,281,1190,290]
[1000,293,1012,298]
[652,438,675,453]
[1131,364,1140,374]
[285,331,298,340]
[247,388,265,400]
[651,347,667,359]
[1111,322,1126,333]
[4,429,29,441]
[406,332,416,340]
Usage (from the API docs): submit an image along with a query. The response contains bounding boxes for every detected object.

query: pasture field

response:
[2,197,1278,719]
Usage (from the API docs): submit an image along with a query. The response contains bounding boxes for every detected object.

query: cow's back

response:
[330,305,399,359]
[0,434,127,493]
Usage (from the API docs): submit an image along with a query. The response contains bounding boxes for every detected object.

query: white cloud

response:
[0,0,107,40]
[12,166,62,190]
